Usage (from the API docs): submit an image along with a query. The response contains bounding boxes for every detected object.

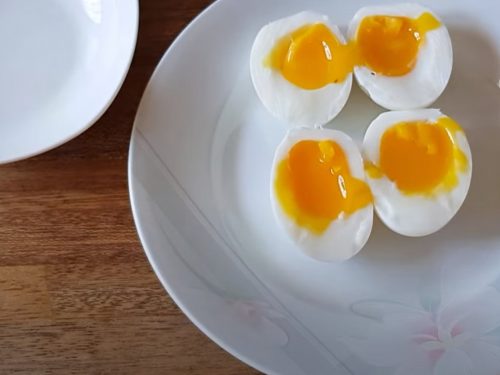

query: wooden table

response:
[0,2,258,374]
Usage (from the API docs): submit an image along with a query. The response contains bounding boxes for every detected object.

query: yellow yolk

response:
[365,117,469,195]
[275,140,372,234]
[263,13,441,87]
[264,23,355,90]
[356,12,441,76]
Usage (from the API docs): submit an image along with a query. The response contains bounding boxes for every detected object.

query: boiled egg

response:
[271,128,373,261]
[250,11,353,127]
[363,109,472,237]
[348,4,452,110]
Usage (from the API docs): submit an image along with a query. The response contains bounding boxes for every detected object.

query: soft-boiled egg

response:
[363,109,472,237]
[271,128,373,261]
[348,4,452,110]
[250,12,353,127]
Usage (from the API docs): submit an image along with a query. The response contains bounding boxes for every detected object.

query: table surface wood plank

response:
[0,1,259,374]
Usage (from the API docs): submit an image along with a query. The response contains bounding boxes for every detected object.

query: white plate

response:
[129,1,500,374]
[0,0,138,163]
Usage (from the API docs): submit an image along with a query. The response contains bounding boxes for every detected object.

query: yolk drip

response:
[264,23,355,90]
[275,140,372,234]
[356,12,441,76]
[264,13,441,88]
[365,117,469,195]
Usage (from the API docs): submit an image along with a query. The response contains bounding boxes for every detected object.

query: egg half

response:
[363,109,472,237]
[348,3,453,110]
[271,128,373,261]
[250,11,353,127]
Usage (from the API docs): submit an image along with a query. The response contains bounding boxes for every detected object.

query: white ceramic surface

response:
[0,0,138,163]
[129,1,500,374]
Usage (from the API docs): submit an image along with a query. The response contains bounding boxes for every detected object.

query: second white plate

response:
[0,0,138,163]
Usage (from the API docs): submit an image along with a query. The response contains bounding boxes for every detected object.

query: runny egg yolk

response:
[365,117,469,195]
[264,12,441,88]
[356,12,441,76]
[264,23,355,90]
[275,140,372,234]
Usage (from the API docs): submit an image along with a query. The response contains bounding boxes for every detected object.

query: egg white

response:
[363,109,472,237]
[250,11,352,128]
[348,3,453,110]
[271,128,373,261]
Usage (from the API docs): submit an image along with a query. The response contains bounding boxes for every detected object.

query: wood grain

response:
[0,1,259,374]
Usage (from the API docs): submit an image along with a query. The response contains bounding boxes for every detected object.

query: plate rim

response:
[127,1,276,373]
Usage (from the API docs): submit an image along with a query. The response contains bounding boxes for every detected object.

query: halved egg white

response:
[348,3,453,110]
[363,109,472,237]
[271,128,373,261]
[250,11,352,128]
